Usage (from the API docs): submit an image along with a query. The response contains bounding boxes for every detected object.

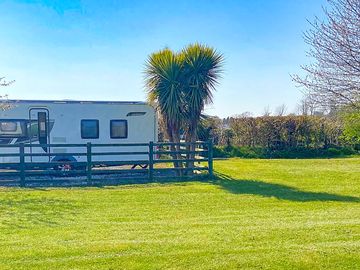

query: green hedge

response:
[213,146,358,159]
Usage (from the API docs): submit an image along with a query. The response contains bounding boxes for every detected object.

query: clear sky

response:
[0,0,327,117]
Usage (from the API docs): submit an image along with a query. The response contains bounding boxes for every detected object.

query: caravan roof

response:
[5,100,147,105]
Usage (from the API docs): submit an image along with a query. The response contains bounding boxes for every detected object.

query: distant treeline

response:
[198,114,359,158]
[228,115,343,149]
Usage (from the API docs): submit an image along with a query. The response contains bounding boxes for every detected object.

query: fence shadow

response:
[207,172,360,202]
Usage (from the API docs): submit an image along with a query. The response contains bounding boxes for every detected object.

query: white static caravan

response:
[0,100,157,164]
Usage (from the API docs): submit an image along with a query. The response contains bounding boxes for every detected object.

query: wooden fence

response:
[0,141,213,186]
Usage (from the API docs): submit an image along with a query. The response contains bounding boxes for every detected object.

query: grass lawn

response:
[0,158,359,269]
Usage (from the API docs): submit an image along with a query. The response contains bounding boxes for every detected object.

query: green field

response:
[0,158,359,269]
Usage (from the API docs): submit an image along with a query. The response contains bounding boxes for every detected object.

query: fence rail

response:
[0,141,213,187]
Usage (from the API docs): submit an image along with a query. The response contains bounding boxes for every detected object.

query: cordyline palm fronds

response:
[181,44,224,168]
[144,48,185,169]
[181,43,223,141]
[145,48,184,141]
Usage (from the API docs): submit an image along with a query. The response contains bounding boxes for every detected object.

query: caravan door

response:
[28,108,51,162]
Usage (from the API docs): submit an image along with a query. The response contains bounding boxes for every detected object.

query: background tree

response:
[222,128,235,148]
[341,105,360,146]
[197,115,222,144]
[262,105,272,116]
[0,77,14,111]
[296,96,319,116]
[275,104,287,116]
[292,0,360,109]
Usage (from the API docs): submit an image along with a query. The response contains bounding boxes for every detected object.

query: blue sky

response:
[0,0,327,117]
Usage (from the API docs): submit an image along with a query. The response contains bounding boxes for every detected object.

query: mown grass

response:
[0,158,359,269]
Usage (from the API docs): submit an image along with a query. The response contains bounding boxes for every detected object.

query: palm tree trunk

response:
[185,121,197,175]
[172,129,183,176]
[166,125,179,171]
[184,131,192,174]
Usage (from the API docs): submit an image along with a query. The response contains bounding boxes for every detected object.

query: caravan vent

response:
[126,112,146,116]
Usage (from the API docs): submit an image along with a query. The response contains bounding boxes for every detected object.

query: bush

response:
[213,147,230,158]
[213,146,358,159]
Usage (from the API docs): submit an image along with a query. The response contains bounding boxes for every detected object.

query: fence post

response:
[208,140,214,178]
[148,141,154,181]
[86,142,92,184]
[19,143,25,187]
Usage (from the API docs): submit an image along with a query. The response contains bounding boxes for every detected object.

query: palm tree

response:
[181,44,224,168]
[144,48,184,169]
[144,44,223,171]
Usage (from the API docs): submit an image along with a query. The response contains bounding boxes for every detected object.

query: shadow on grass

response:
[209,172,360,202]
[90,173,359,203]
[3,172,358,203]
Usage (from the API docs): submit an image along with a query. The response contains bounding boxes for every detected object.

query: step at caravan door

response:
[28,108,51,162]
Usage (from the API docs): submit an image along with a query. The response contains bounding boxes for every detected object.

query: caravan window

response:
[1,121,17,132]
[110,120,127,139]
[81,120,99,139]
[0,120,27,137]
